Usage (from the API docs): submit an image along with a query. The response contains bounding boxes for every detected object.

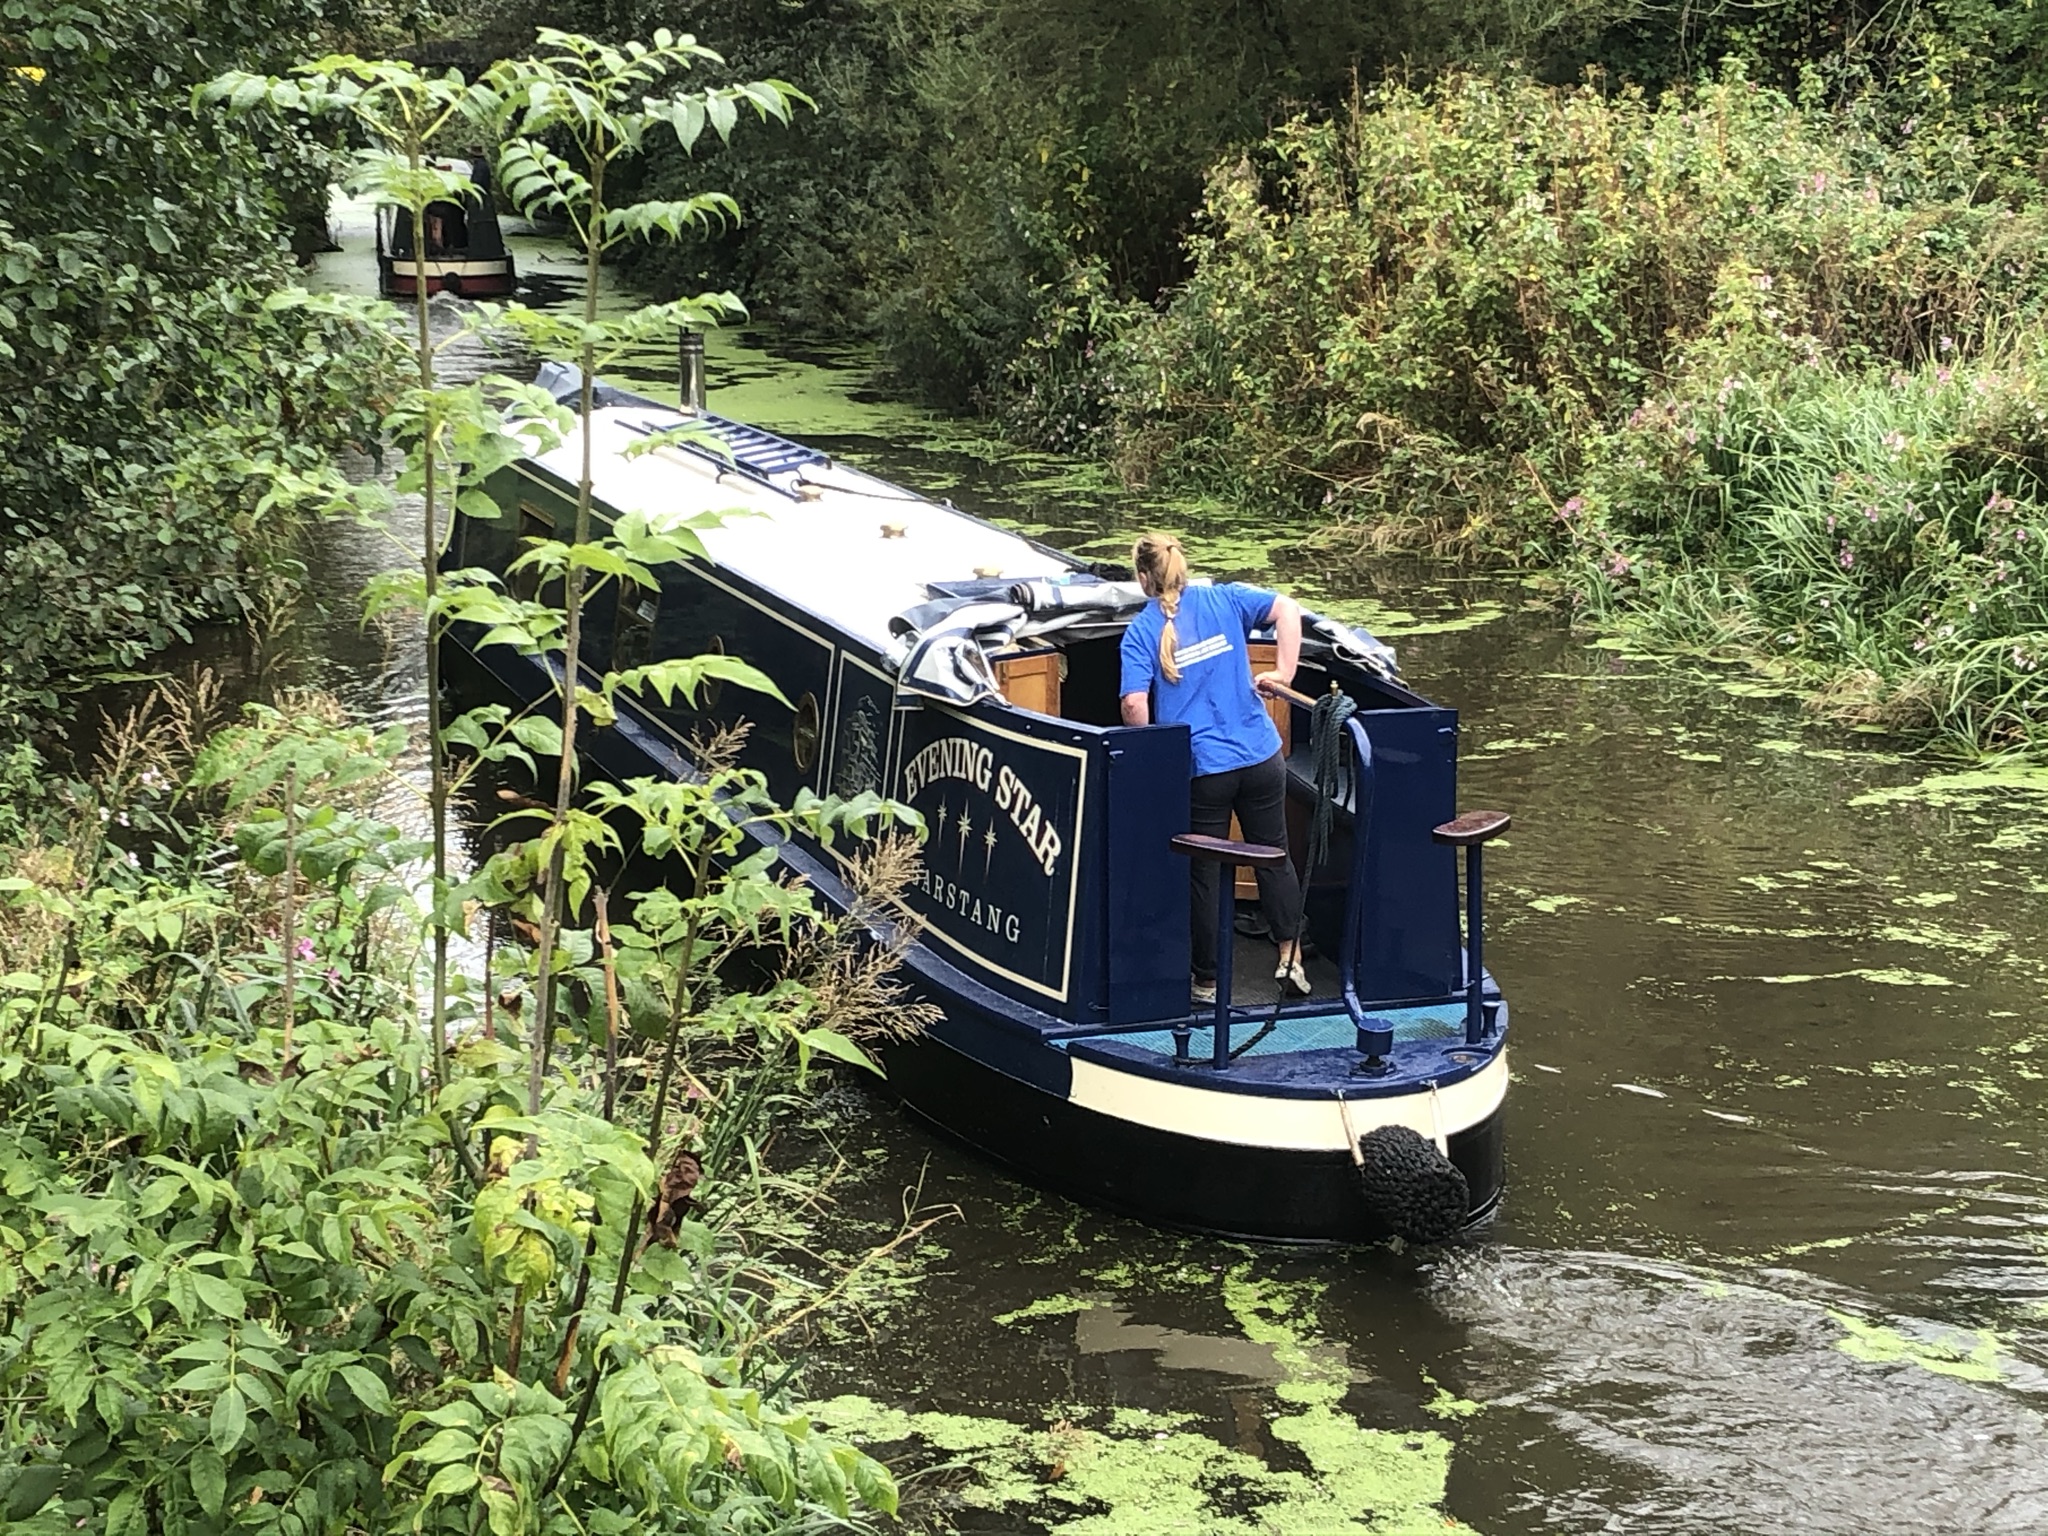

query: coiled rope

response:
[1306,686,1358,872]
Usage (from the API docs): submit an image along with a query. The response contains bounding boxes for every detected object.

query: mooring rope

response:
[1306,687,1358,872]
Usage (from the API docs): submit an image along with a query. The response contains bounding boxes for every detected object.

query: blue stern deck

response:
[1060,1000,1488,1097]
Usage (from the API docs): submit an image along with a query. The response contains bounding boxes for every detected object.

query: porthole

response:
[792,691,821,773]
[613,586,658,673]
[701,635,727,709]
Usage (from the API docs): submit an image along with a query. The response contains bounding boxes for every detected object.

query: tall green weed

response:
[1566,338,2048,746]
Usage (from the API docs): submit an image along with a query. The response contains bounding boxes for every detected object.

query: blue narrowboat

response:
[447,359,1514,1245]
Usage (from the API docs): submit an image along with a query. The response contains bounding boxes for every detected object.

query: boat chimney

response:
[678,328,707,414]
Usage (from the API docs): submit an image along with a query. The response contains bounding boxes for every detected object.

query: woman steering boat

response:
[1118,532,1310,1004]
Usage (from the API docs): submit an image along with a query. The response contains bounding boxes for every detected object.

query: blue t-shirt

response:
[1120,582,1281,777]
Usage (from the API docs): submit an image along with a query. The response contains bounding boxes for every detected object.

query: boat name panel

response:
[896,715,1088,1003]
[901,737,1063,876]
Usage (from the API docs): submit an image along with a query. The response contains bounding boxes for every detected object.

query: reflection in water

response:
[89,186,2048,1533]
[1070,1304,1362,1389]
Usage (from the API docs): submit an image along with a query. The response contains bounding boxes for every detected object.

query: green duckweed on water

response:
[1417,1373,1484,1423]
[1847,761,2048,810]
[1310,594,1510,640]
[994,1294,1102,1326]
[1829,1312,2007,1382]
[1732,967,1959,988]
[812,1265,1477,1534]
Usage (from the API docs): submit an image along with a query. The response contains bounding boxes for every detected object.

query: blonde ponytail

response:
[1132,532,1191,684]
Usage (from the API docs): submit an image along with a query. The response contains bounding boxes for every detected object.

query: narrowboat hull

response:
[878,1027,1507,1246]
[446,372,1517,1246]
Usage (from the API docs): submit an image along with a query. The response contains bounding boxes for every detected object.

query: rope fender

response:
[1354,1124,1470,1244]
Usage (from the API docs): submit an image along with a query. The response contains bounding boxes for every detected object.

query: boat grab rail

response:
[1335,719,1390,1070]
[1433,807,1511,1048]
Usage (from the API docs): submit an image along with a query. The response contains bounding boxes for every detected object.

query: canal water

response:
[265,202,2048,1532]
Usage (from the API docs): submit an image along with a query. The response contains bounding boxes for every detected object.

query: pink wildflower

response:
[1607,554,1631,578]
[1839,544,1855,569]
[1562,496,1584,517]
[294,937,316,962]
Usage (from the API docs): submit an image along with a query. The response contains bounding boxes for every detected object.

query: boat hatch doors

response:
[1335,711,1464,1005]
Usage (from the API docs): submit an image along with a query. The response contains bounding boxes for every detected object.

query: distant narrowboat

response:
[445,353,1515,1246]
[376,157,516,300]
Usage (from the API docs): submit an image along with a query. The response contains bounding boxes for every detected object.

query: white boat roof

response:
[525,404,1076,651]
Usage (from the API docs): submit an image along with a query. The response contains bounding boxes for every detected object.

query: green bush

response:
[1099,67,2048,541]
[0,700,905,1533]
[0,0,390,736]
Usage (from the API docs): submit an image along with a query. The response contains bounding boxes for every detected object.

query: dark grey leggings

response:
[1188,750,1303,983]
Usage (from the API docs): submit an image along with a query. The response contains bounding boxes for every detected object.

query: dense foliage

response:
[0,0,395,737]
[515,0,2045,420]
[1565,327,2048,747]
[1097,69,2047,527]
[539,0,1560,409]
[0,697,908,1533]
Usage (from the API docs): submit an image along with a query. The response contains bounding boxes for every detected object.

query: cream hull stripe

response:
[399,259,514,277]
[1064,1049,1508,1152]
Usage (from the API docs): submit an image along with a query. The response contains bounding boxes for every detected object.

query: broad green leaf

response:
[106,1488,146,1536]
[510,716,564,757]
[800,1028,882,1076]
[340,1364,394,1415]
[192,1272,246,1319]
[424,1463,479,1500]
[411,1426,481,1465]
[2,1464,65,1522]
[210,1385,248,1454]
[191,1446,227,1517]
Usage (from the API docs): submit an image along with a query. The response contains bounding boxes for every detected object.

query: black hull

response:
[879,1032,1506,1246]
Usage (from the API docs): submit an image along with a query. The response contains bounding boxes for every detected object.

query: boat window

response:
[510,504,553,605]
[792,691,821,773]
[613,586,657,672]
[700,635,727,709]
